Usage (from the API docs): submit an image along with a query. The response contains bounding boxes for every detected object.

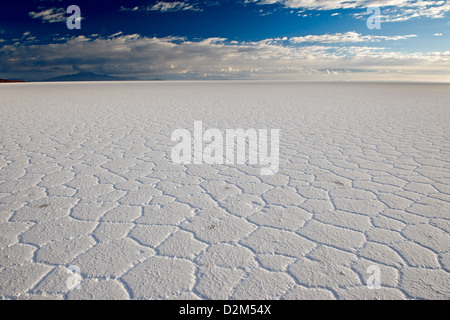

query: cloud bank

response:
[1,33,448,82]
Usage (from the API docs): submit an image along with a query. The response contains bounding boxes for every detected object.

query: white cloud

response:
[121,1,202,13]
[0,33,448,82]
[250,0,450,22]
[249,0,443,10]
[288,32,417,43]
[28,8,66,23]
[120,6,140,12]
[434,33,444,36]
[380,2,450,22]
[151,1,200,12]
[109,31,124,38]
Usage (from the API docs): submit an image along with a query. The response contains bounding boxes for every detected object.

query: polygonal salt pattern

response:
[0,82,449,299]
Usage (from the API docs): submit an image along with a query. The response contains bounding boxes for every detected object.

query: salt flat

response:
[0,81,449,300]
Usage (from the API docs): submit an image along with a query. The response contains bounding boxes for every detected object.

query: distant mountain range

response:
[42,72,143,82]
[0,79,27,83]
[1,73,165,82]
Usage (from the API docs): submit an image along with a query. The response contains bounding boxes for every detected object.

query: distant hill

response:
[42,72,142,82]
[0,79,27,83]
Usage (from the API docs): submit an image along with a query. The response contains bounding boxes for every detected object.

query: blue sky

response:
[0,0,449,81]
